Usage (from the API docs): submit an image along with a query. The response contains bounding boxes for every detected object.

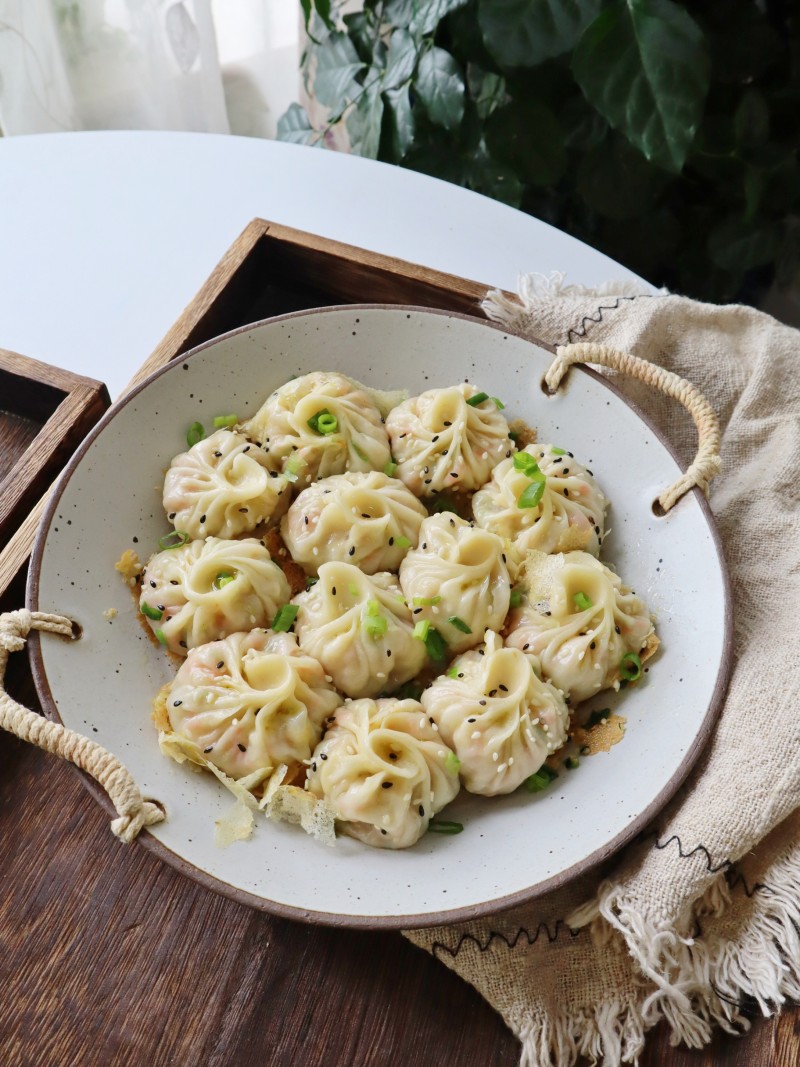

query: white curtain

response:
[0,0,302,137]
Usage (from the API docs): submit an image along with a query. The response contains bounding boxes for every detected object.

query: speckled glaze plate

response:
[27,306,732,928]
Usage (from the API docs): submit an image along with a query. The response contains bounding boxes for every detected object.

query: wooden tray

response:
[0,349,109,599]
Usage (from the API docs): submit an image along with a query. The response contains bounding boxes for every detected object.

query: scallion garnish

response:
[448,616,472,634]
[413,619,431,641]
[551,447,566,455]
[154,628,168,646]
[349,583,359,596]
[509,430,520,443]
[565,755,580,770]
[412,595,441,607]
[158,530,190,551]
[587,708,611,728]
[446,665,459,678]
[428,820,463,834]
[186,421,205,447]
[466,391,489,406]
[395,681,423,701]
[573,592,593,611]
[444,751,461,775]
[509,587,524,609]
[140,602,163,621]
[352,441,368,462]
[424,627,448,662]
[272,604,299,632]
[363,604,388,638]
[213,414,237,428]
[526,765,558,792]
[383,459,398,477]
[213,571,235,590]
[619,651,642,681]
[365,599,381,616]
[513,452,539,476]
[429,495,458,514]
[517,476,546,509]
[307,409,338,435]
[306,576,318,589]
[491,397,505,409]
[284,456,305,483]
[394,535,412,549]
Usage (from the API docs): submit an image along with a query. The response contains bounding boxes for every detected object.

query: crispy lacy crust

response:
[508,418,537,448]
[152,683,171,733]
[263,528,307,597]
[115,548,142,586]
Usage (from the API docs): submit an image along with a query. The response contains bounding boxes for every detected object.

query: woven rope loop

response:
[547,342,722,512]
[0,609,165,842]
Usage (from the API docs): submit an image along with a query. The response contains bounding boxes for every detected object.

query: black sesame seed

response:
[381,828,388,835]
[424,479,432,484]
[590,642,596,650]
[413,608,422,615]
[386,649,392,657]
[389,752,398,760]
[173,700,183,707]
[179,640,187,648]
[587,469,594,477]
[168,512,176,519]
[506,450,511,458]
[544,611,552,617]
[499,684,508,692]
[213,452,222,458]
[243,446,250,453]
[389,537,395,546]
[568,452,574,458]
[488,689,497,697]
[442,449,448,456]
[382,781,393,789]
[502,553,507,563]
[320,753,328,760]
[595,526,601,535]
[348,547,355,556]
[216,661,224,668]
[361,513,370,519]
[200,515,206,523]
[467,717,476,723]
[332,586,337,595]
[422,542,427,550]
[423,466,429,474]
[170,580,178,585]
[563,489,569,497]
[204,746,213,753]
[304,516,309,525]
[432,435,439,443]
[237,743,246,752]
[458,673,464,678]
[450,472,458,478]
[312,761,317,771]
[444,421,451,427]
[553,457,562,464]
[615,625,621,634]
[239,507,248,513]
[269,471,278,478]
[479,700,487,706]
[563,468,570,475]
[418,805,425,817]
[523,643,530,650]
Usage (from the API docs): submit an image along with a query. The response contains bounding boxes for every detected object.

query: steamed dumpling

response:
[504,551,656,703]
[472,444,608,556]
[385,384,513,496]
[399,514,511,655]
[164,629,341,781]
[241,372,391,487]
[421,631,568,795]
[306,697,460,849]
[163,428,289,539]
[292,562,428,698]
[140,537,290,656]
[281,471,427,575]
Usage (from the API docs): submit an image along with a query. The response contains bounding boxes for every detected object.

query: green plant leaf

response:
[734,90,770,151]
[315,0,334,31]
[478,0,605,68]
[416,47,465,130]
[485,99,565,186]
[708,218,782,272]
[276,103,317,146]
[467,144,525,207]
[344,12,377,64]
[384,84,415,159]
[559,94,607,150]
[347,82,385,158]
[410,0,470,39]
[467,65,506,121]
[314,32,366,108]
[384,28,418,89]
[384,0,414,28]
[572,0,710,173]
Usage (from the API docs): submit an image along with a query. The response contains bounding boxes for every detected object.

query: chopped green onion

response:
[448,616,472,634]
[491,397,505,409]
[351,441,368,462]
[213,571,235,590]
[413,619,431,641]
[551,447,566,455]
[186,421,205,447]
[526,765,558,792]
[365,599,381,616]
[467,391,489,406]
[213,414,237,429]
[307,409,338,435]
[284,456,305,483]
[394,594,406,604]
[363,610,388,638]
[395,535,412,549]
[446,665,459,678]
[412,595,441,607]
[349,583,360,596]
[428,820,463,834]
[154,628,168,646]
[429,495,458,514]
[565,755,580,770]
[444,751,461,775]
[394,681,423,701]
[306,576,318,589]
[140,602,163,621]
[425,627,448,662]
[383,459,398,477]
[272,604,299,632]
[573,592,593,611]
[587,708,611,728]
[513,452,540,476]
[509,587,524,609]
[509,430,520,443]
[517,475,546,509]
[158,530,190,551]
[619,651,642,681]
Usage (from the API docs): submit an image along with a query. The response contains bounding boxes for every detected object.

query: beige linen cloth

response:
[406,280,800,1066]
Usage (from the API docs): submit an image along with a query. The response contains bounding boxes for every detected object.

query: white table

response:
[0,131,648,399]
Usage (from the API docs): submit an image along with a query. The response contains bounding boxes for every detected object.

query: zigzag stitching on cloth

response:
[654,834,770,898]
[430,919,576,962]
[565,294,642,344]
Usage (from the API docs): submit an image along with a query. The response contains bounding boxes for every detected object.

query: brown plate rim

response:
[27,302,734,930]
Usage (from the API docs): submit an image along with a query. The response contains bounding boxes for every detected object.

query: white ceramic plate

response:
[28,306,732,928]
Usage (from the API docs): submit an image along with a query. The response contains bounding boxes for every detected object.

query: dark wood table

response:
[1,603,795,1067]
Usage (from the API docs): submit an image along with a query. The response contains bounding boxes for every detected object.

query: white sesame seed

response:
[492,751,499,762]
[471,730,480,740]
[497,762,507,773]
[508,757,514,765]
[377,672,386,680]
[419,716,426,729]
[312,547,319,556]
[437,750,446,758]
[431,723,439,731]
[531,717,540,726]
[324,675,333,682]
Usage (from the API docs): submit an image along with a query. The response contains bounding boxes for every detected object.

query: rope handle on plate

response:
[0,608,165,842]
[546,342,722,513]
